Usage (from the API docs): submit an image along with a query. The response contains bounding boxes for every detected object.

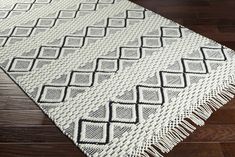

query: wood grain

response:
[0,144,82,157]
[165,143,224,157]
[1,0,235,156]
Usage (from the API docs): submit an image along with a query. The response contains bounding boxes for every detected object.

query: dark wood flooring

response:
[1,0,235,156]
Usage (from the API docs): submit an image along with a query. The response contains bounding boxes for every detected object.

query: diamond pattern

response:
[202,47,226,60]
[108,18,126,27]
[64,36,84,47]
[87,27,106,37]
[183,59,207,74]
[138,86,163,104]
[97,59,118,72]
[139,104,159,120]
[9,58,34,72]
[127,10,145,19]
[14,3,32,11]
[161,27,182,38]
[39,86,65,103]
[36,26,185,103]
[0,0,53,19]
[79,3,97,11]
[6,8,148,73]
[75,47,226,143]
[3,0,231,155]
[110,103,137,123]
[142,36,162,48]
[78,120,108,144]
[161,72,185,88]
[38,47,60,59]
[59,10,76,19]
[70,72,93,87]
[73,46,229,146]
[120,47,141,59]
[12,27,32,36]
[0,0,117,47]
[37,18,56,27]
[6,37,25,45]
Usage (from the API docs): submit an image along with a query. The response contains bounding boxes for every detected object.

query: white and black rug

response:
[0,0,235,156]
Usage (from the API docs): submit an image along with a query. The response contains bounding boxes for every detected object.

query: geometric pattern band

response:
[6,7,148,75]
[0,0,55,20]
[37,25,183,103]
[0,0,118,47]
[1,0,235,156]
[75,45,229,148]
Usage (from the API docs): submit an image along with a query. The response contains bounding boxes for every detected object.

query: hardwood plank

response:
[0,144,85,157]
[0,88,27,96]
[218,25,235,33]
[131,0,210,7]
[165,143,223,157]
[204,98,235,124]
[0,98,38,110]
[221,143,235,157]
[0,70,14,84]
[207,109,235,124]
[0,70,39,110]
[0,110,53,126]
[0,126,69,142]
[184,124,235,142]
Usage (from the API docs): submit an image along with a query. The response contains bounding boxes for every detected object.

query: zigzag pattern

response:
[0,0,53,19]
[7,8,148,74]
[36,26,184,103]
[0,0,117,47]
[76,45,228,145]
[2,1,233,156]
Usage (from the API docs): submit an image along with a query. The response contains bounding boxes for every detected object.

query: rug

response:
[0,0,235,156]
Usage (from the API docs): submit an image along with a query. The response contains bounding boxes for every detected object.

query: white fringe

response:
[144,82,235,156]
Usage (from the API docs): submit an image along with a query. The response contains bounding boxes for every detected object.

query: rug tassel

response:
[141,152,151,157]
[146,147,164,157]
[144,82,235,156]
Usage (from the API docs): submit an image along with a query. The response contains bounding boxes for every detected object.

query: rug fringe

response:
[144,82,235,156]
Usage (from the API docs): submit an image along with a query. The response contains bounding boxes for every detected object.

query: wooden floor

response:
[1,0,235,156]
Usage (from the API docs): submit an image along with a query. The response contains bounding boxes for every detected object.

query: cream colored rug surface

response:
[1,0,235,156]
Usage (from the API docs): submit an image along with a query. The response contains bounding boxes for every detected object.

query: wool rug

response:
[1,0,235,156]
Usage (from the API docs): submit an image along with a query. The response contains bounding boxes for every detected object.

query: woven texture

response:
[1,0,235,156]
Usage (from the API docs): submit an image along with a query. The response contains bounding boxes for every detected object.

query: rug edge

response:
[143,76,235,157]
